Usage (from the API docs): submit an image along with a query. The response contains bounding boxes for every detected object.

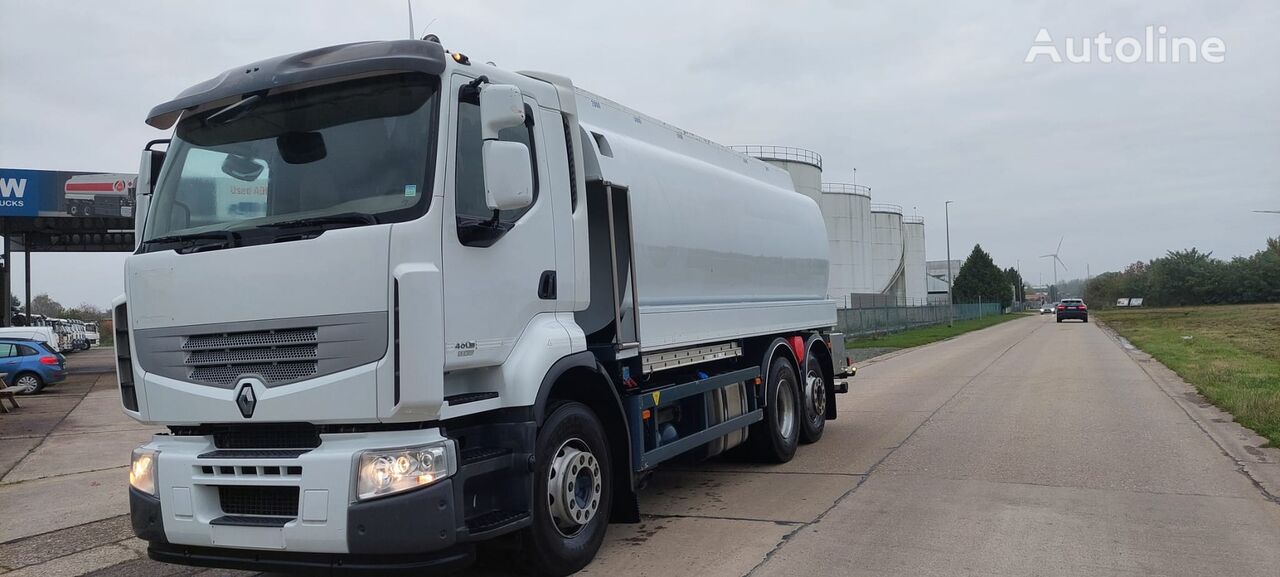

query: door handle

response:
[537,270,557,300]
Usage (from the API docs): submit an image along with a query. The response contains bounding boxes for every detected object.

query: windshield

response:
[142,72,439,250]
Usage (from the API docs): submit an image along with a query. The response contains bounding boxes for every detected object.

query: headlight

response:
[130,448,158,495]
[356,442,454,501]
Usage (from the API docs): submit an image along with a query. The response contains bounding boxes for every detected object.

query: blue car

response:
[0,338,68,394]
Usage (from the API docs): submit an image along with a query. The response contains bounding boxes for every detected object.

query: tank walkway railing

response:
[902,215,925,224]
[836,301,1005,338]
[821,182,872,197]
[870,203,903,214]
[728,145,822,170]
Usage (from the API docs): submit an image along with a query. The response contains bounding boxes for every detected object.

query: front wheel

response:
[13,372,43,395]
[524,402,612,576]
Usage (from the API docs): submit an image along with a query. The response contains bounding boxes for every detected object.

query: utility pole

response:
[406,0,415,39]
[945,200,954,327]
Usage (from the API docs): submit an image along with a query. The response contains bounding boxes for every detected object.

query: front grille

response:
[184,329,317,350]
[218,485,299,517]
[186,345,318,366]
[182,328,318,385]
[190,362,317,386]
[203,423,321,449]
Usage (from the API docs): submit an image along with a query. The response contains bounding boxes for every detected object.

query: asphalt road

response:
[563,314,1280,577]
[3,317,1279,576]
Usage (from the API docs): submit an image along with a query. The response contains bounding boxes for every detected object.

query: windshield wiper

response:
[259,213,379,230]
[143,231,241,253]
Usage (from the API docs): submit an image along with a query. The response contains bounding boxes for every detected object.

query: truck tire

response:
[525,401,612,576]
[799,353,827,444]
[746,357,801,463]
[67,201,80,216]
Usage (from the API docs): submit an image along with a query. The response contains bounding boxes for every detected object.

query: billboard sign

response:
[0,168,137,219]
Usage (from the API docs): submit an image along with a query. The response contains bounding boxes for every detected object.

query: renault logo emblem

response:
[236,384,257,418]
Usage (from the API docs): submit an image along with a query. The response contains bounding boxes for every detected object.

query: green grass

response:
[846,313,1026,349]
[1099,304,1280,446]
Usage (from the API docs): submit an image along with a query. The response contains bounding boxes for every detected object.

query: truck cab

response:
[120,38,841,575]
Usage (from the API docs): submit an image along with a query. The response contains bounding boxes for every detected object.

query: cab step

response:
[458,446,516,477]
[460,446,512,465]
[445,391,499,406]
[465,510,530,536]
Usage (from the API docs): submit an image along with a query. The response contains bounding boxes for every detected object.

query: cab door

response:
[440,74,559,371]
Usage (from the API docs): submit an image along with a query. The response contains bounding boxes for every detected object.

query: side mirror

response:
[483,140,533,211]
[479,84,525,140]
[136,144,166,245]
[137,147,165,195]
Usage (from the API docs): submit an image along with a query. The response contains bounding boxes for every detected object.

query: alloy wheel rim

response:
[546,437,602,538]
[17,376,38,393]
[806,367,825,423]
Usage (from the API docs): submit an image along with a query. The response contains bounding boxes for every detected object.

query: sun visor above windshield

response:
[145,40,447,129]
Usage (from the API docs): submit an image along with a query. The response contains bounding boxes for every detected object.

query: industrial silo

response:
[902,216,927,305]
[870,203,906,304]
[852,187,874,295]
[821,183,872,305]
[729,146,823,206]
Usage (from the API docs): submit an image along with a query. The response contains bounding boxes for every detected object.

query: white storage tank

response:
[730,146,823,207]
[821,183,872,306]
[870,203,906,303]
[902,216,927,306]
[854,189,874,295]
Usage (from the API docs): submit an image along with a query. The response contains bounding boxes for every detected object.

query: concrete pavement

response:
[4,317,1278,576]
[749,315,1280,577]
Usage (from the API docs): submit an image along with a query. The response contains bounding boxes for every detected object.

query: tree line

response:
[952,244,1022,308]
[1084,237,1280,308]
[9,293,109,321]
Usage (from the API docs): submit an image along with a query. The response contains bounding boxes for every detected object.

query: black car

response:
[1056,298,1088,322]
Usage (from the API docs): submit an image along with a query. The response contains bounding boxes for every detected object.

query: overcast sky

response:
[1,0,1277,307]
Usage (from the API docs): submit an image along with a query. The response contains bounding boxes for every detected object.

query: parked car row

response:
[7,313,100,352]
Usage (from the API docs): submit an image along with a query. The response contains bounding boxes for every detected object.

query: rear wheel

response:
[799,352,827,444]
[13,372,43,395]
[524,402,611,576]
[747,357,801,462]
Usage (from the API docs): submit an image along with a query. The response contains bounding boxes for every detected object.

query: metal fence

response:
[837,302,1005,337]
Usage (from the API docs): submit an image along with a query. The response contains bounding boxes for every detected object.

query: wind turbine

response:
[1040,237,1068,288]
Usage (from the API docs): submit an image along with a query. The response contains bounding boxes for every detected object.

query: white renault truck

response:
[118,37,849,575]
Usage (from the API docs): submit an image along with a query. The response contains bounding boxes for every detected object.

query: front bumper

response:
[147,540,474,576]
[131,428,466,568]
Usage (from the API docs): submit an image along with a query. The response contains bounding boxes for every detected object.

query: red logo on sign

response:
[114,180,125,192]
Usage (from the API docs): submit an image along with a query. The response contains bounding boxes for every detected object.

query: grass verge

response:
[846,313,1026,350]
[1098,303,1280,446]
